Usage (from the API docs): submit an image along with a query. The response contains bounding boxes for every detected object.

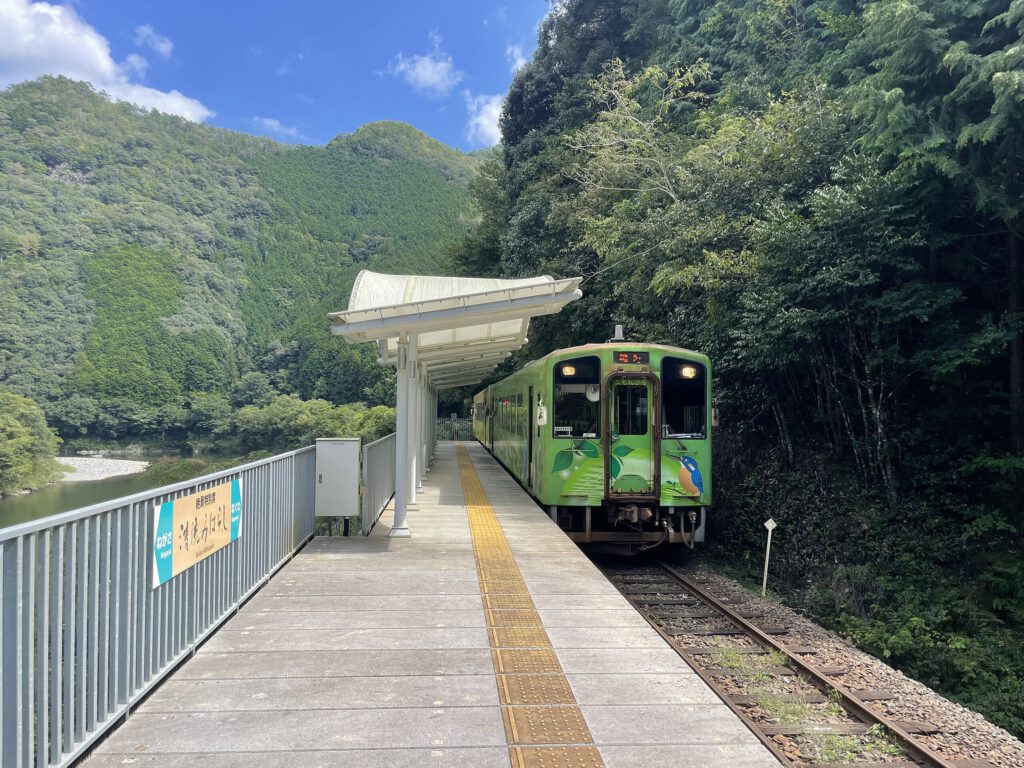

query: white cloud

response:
[484,6,507,26]
[123,53,148,78]
[385,32,463,98]
[506,44,527,73]
[275,50,308,77]
[104,82,211,122]
[464,91,503,147]
[252,116,307,142]
[0,0,212,122]
[133,24,173,59]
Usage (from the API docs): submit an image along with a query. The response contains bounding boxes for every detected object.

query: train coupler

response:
[610,504,653,527]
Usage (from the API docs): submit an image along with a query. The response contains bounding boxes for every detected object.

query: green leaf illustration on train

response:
[472,329,713,554]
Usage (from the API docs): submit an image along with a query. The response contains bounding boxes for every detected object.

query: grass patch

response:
[756,694,812,723]
[710,646,750,670]
[864,724,906,757]
[808,734,859,763]
[709,647,788,683]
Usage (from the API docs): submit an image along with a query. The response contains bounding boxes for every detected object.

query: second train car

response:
[472,334,712,552]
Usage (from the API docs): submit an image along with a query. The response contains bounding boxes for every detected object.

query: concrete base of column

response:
[388,526,412,538]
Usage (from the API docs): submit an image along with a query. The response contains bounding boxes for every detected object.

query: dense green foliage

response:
[0,77,476,450]
[0,387,60,495]
[451,0,1024,735]
[140,399,395,487]
[233,397,395,455]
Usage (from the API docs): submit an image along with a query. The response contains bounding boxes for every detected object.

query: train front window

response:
[662,357,707,439]
[614,382,648,435]
[552,355,601,438]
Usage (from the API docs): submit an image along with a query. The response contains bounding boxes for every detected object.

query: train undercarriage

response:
[548,503,706,554]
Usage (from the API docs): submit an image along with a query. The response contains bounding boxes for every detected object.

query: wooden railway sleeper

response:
[659,563,974,768]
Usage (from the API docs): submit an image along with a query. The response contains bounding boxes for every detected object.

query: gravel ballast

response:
[682,562,1024,768]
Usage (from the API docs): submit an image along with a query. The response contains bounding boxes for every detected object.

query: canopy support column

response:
[390,334,412,537]
[429,385,437,463]
[417,370,427,488]
[407,334,419,511]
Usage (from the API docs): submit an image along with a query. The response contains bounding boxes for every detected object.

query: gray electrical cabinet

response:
[314,438,361,518]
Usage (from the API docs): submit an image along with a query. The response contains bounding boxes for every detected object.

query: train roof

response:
[537,341,709,363]
[479,341,710,389]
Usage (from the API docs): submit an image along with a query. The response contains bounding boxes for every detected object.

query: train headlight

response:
[680,365,699,379]
[562,365,576,376]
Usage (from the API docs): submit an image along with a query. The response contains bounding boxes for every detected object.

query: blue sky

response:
[0,0,551,150]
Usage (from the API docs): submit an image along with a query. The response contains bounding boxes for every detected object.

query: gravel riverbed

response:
[59,456,149,482]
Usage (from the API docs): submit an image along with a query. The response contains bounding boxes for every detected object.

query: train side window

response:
[661,357,707,439]
[552,355,601,438]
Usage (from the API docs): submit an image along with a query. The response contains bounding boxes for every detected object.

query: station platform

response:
[82,442,778,768]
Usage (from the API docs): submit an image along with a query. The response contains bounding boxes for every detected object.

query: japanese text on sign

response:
[152,478,242,588]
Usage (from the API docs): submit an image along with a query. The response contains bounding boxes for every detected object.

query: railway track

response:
[599,561,997,768]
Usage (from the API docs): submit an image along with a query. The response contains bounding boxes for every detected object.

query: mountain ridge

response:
[0,76,479,440]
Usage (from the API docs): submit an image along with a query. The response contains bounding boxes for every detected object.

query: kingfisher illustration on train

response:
[472,326,713,553]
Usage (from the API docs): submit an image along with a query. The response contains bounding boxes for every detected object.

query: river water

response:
[0,472,167,530]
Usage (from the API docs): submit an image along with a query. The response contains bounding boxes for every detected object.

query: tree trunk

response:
[1010,230,1023,453]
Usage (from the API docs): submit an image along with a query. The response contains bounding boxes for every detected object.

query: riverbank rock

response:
[59,457,149,483]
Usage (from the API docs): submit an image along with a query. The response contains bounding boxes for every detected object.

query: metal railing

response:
[0,446,315,768]
[436,417,472,442]
[361,433,396,535]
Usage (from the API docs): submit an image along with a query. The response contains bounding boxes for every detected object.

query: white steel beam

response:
[407,336,419,511]
[391,335,411,538]
[423,352,511,373]
[379,334,526,364]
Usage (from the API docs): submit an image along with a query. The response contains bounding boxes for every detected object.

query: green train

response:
[472,334,712,553]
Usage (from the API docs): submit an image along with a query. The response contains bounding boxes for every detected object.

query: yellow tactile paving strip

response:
[457,445,606,768]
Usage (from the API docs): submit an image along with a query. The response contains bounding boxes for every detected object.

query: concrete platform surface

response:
[83,442,779,768]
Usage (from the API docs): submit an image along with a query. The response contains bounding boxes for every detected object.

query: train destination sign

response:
[152,478,242,588]
[613,350,650,365]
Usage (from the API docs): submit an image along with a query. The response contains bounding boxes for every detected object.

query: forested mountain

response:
[0,77,477,452]
[447,0,1024,735]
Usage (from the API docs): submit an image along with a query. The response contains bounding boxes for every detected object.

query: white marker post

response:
[762,518,777,596]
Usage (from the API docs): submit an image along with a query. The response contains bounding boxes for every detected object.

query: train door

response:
[606,374,660,498]
[527,385,535,488]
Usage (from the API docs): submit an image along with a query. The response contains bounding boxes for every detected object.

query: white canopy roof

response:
[328,271,582,389]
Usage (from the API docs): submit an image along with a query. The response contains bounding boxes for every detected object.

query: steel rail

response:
[605,570,796,767]
[659,563,962,768]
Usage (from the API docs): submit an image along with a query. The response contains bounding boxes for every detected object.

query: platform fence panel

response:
[361,433,396,535]
[436,417,473,442]
[0,446,316,768]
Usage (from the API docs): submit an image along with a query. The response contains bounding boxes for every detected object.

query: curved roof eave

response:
[328,270,582,390]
